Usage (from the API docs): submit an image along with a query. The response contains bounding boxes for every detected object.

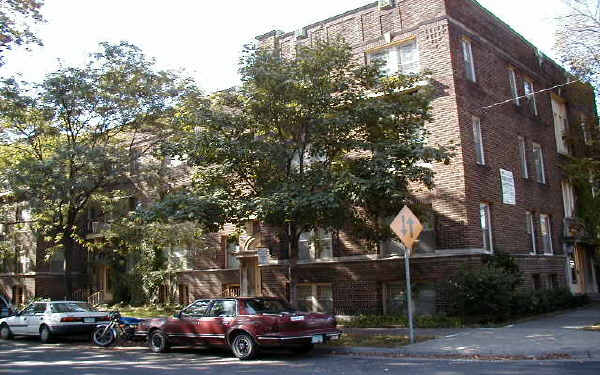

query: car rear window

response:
[245,299,296,315]
[50,303,95,313]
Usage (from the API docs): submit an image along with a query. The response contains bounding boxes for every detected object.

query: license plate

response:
[328,334,340,341]
[291,316,304,321]
[311,335,323,344]
[84,318,95,323]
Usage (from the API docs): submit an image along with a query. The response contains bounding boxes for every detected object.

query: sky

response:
[0,0,568,93]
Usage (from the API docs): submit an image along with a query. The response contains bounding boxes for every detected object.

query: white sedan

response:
[0,301,109,343]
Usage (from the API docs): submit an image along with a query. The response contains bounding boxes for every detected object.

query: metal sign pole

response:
[404,246,415,344]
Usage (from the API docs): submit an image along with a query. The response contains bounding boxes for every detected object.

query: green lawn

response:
[98,305,180,319]
[325,334,433,348]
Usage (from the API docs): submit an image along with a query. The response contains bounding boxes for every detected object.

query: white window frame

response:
[524,78,538,116]
[480,203,493,253]
[581,114,591,146]
[540,214,553,255]
[518,136,528,179]
[508,68,520,105]
[472,116,485,165]
[526,211,537,255]
[298,229,333,260]
[532,143,546,184]
[551,97,570,155]
[226,241,240,270]
[462,38,476,82]
[297,283,333,313]
[561,180,576,218]
[368,39,420,76]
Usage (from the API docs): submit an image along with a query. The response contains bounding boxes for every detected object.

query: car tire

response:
[39,325,52,343]
[148,330,169,353]
[0,324,12,340]
[292,344,314,354]
[231,333,258,360]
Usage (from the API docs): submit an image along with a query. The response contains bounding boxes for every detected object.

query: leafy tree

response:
[162,40,450,305]
[0,0,45,66]
[556,1,600,251]
[556,0,600,95]
[0,41,205,298]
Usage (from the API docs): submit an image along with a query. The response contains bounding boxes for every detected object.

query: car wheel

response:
[0,324,12,340]
[148,330,169,353]
[39,325,52,343]
[231,333,258,360]
[292,343,314,354]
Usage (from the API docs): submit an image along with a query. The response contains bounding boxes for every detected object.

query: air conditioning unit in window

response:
[295,27,307,39]
[379,0,394,10]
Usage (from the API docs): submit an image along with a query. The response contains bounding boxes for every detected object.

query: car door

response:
[11,304,35,335]
[26,303,47,335]
[170,299,211,345]
[199,299,237,346]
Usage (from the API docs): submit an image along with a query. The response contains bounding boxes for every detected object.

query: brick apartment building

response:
[175,0,599,315]
[2,0,598,313]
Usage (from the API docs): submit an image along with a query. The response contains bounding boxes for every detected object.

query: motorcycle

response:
[92,311,144,347]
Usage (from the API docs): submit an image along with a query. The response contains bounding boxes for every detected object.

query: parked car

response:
[136,297,341,360]
[0,295,13,318]
[0,300,109,343]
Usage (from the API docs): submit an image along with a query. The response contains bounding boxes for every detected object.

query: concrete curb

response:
[314,346,600,361]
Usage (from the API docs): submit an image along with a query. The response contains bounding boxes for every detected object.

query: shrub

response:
[445,265,521,323]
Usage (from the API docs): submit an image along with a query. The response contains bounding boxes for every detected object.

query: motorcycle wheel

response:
[92,326,116,347]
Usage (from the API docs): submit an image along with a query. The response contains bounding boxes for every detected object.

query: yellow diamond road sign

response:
[390,206,423,254]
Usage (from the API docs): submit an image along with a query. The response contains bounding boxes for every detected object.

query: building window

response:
[178,284,189,306]
[223,284,240,297]
[551,97,569,155]
[480,203,493,252]
[462,38,476,82]
[540,214,553,255]
[384,281,406,314]
[369,39,419,76]
[526,211,537,255]
[561,180,575,218]
[532,143,546,184]
[298,229,333,260]
[569,252,577,284]
[518,136,528,179]
[523,79,538,116]
[508,68,520,105]
[226,241,240,269]
[297,284,333,313]
[50,249,65,273]
[472,116,485,165]
[533,274,542,290]
[549,274,559,289]
[581,114,591,146]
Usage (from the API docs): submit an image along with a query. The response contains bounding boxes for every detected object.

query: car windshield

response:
[50,302,96,313]
[245,299,296,315]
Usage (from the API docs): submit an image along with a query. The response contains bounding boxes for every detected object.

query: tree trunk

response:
[62,233,74,300]
[287,223,299,308]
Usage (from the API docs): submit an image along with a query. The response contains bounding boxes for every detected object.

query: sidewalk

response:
[321,304,600,360]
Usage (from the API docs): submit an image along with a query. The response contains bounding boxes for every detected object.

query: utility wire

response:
[481,79,582,111]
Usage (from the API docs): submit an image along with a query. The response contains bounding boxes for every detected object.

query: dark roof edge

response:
[255,1,378,41]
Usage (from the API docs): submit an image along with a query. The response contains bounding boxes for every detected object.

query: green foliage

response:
[161,39,451,257]
[343,314,462,329]
[0,0,45,66]
[445,265,520,323]
[511,288,589,316]
[0,42,205,297]
[446,252,589,323]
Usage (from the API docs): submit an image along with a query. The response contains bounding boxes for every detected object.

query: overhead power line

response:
[481,79,582,111]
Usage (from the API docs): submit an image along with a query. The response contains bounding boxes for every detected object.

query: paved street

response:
[0,339,599,375]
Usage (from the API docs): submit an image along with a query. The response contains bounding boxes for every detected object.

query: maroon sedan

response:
[135,297,341,360]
